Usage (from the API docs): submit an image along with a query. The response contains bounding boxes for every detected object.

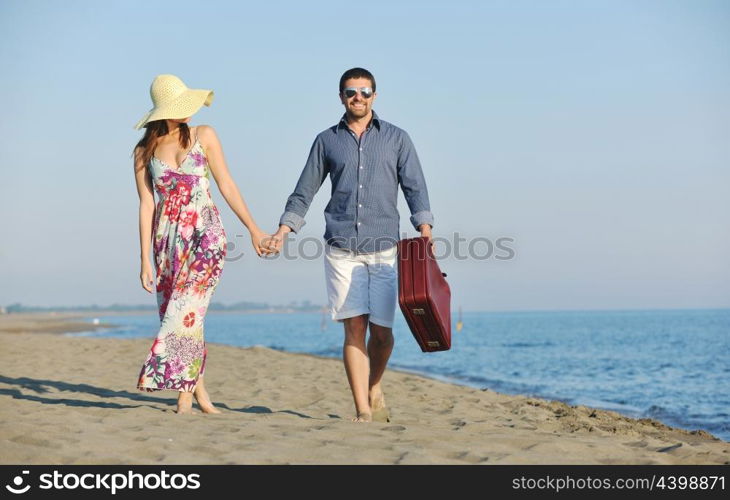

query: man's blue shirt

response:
[279,111,434,253]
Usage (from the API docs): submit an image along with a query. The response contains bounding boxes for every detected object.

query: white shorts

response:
[324,244,398,328]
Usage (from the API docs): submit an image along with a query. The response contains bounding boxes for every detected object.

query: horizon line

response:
[3,304,729,315]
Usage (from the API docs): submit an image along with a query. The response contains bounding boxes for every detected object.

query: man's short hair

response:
[339,67,376,93]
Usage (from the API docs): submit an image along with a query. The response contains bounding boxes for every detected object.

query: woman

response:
[133,74,271,414]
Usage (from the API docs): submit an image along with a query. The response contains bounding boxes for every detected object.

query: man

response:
[269,67,434,422]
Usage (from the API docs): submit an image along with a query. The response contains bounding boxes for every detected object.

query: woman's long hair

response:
[133,121,191,172]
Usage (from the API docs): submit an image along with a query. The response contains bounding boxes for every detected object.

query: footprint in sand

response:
[382,425,406,432]
[10,435,59,449]
[449,451,489,464]
[656,443,683,453]
[449,419,467,430]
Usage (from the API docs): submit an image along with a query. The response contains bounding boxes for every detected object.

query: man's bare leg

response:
[343,315,371,421]
[368,322,394,421]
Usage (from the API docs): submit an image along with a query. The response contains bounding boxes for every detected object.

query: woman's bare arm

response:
[197,125,270,256]
[134,148,156,292]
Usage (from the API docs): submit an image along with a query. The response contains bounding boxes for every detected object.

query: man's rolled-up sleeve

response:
[397,131,434,230]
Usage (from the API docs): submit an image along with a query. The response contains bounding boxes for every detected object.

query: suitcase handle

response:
[423,238,447,279]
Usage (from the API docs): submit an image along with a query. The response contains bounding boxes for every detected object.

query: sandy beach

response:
[0,313,727,465]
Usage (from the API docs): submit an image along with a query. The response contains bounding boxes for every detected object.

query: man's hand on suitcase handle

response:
[418,224,434,249]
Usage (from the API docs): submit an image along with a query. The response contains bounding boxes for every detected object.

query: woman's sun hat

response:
[134,74,214,129]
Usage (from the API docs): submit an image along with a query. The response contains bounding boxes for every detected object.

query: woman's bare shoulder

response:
[196,124,219,142]
[133,145,145,164]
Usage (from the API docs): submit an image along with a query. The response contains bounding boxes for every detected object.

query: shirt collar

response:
[337,110,381,133]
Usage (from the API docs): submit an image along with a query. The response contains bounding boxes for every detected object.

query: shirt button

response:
[359,165,363,169]
[358,204,362,208]
[359,184,363,189]
[357,222,361,226]
[359,147,363,151]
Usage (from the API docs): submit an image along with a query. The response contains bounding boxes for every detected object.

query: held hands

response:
[250,228,277,257]
[262,225,290,255]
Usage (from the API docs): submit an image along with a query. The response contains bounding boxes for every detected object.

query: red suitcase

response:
[397,237,452,352]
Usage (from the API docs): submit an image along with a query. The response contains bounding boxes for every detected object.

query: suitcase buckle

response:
[412,308,425,315]
[427,341,440,348]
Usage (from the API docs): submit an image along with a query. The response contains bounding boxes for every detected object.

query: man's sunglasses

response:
[342,87,373,99]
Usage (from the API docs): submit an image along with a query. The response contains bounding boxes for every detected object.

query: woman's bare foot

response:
[176,392,194,414]
[352,411,372,423]
[193,378,221,414]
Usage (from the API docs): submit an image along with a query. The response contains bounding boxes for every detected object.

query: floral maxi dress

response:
[137,135,227,392]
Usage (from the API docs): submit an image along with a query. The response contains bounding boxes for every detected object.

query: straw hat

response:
[134,74,214,129]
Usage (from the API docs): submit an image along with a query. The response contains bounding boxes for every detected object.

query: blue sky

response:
[1,0,728,311]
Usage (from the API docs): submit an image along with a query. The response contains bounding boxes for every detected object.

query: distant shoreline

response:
[3,306,728,316]
[3,307,730,335]
[37,309,326,316]
[0,309,326,336]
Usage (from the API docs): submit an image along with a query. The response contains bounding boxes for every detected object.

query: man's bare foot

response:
[369,388,390,422]
[352,411,372,423]
[176,392,194,414]
[193,381,221,414]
